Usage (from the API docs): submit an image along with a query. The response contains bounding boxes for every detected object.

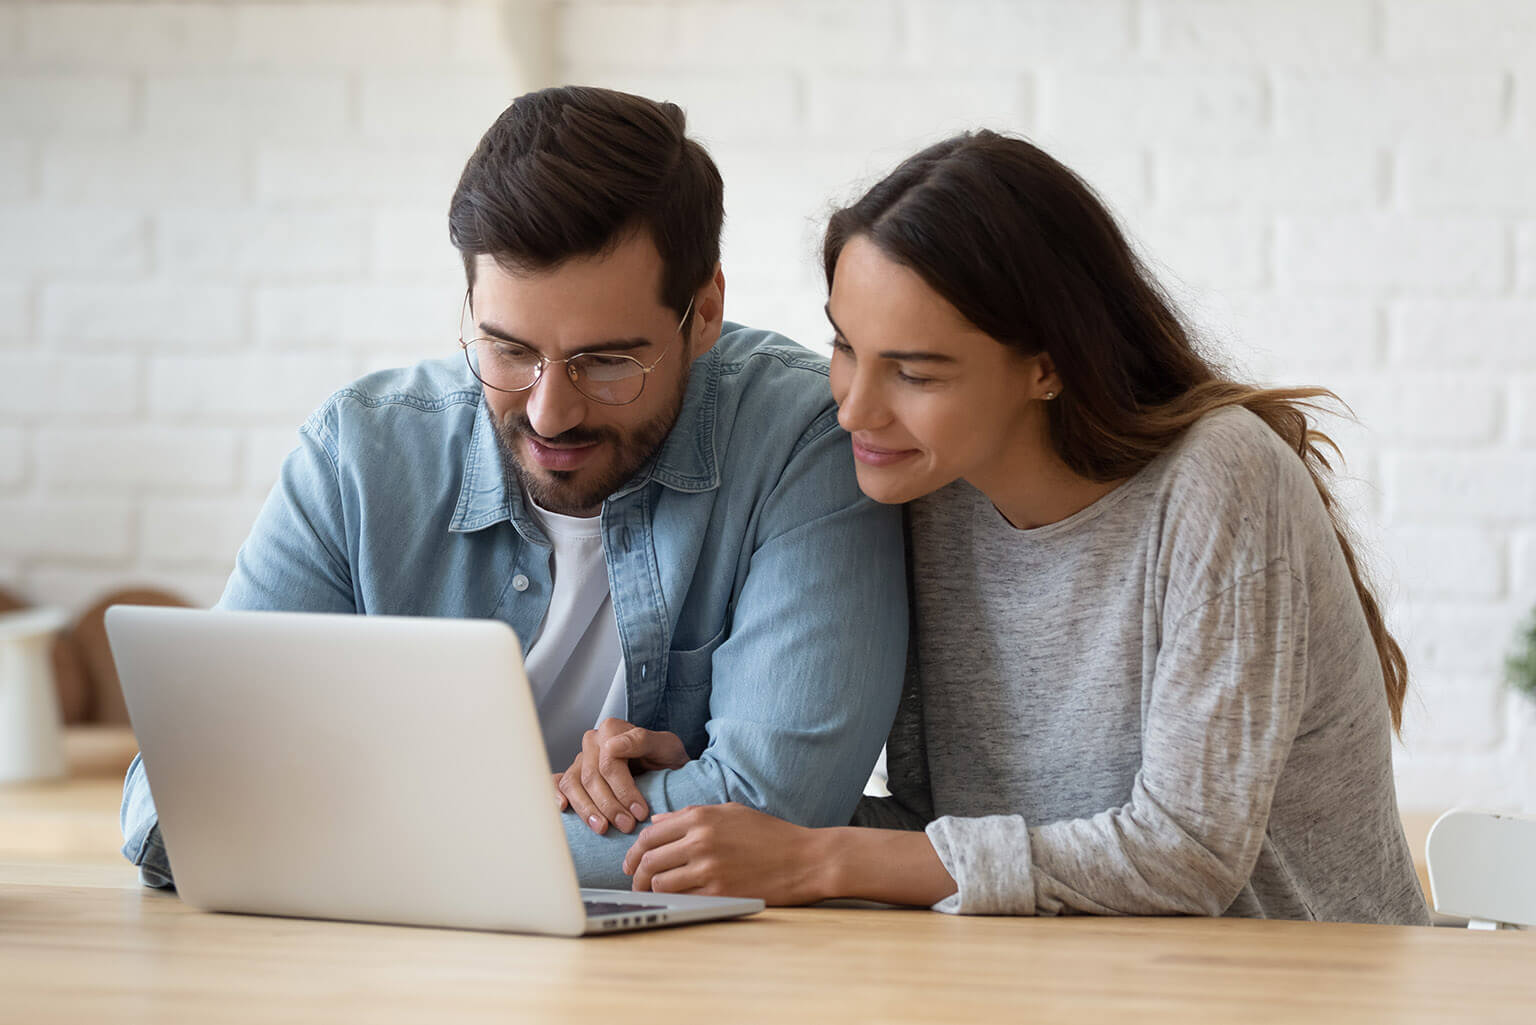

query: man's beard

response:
[492,366,689,517]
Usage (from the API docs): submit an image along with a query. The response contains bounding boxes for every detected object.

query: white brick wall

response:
[2,0,1534,814]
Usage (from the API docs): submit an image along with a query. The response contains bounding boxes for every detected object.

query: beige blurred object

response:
[0,586,93,723]
[71,588,193,725]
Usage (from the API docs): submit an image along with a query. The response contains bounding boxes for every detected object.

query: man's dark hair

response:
[448,85,723,319]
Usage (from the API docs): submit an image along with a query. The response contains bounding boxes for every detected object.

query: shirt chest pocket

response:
[662,624,726,758]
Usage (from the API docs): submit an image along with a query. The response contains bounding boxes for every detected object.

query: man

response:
[120,86,906,890]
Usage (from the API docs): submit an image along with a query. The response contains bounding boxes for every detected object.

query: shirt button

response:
[512,574,530,592]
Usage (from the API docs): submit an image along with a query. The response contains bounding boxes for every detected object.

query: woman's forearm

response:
[813,826,959,907]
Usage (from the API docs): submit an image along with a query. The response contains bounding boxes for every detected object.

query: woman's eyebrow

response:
[824,304,957,363]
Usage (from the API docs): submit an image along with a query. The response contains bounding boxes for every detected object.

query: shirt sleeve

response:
[851,635,934,832]
[564,415,909,887]
[926,559,1309,915]
[119,410,357,887]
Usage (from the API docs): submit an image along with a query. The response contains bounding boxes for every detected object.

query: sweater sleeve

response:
[926,559,1309,915]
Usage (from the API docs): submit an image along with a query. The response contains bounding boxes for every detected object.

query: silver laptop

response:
[104,605,763,936]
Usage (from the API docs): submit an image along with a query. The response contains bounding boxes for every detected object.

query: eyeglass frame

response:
[458,290,696,407]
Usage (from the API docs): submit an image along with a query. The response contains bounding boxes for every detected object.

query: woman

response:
[560,131,1430,924]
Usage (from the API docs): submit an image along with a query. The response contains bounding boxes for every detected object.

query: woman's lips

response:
[525,436,601,471]
[852,439,919,467]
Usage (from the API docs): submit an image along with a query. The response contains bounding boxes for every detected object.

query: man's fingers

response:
[598,737,649,822]
[579,731,636,833]
[627,726,689,771]
[552,774,567,811]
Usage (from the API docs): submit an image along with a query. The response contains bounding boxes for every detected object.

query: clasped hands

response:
[552,717,824,903]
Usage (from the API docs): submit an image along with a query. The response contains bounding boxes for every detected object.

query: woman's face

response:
[827,235,1056,506]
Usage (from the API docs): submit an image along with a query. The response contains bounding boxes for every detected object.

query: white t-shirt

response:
[520,499,627,771]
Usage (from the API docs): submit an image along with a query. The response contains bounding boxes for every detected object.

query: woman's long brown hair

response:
[825,130,1407,731]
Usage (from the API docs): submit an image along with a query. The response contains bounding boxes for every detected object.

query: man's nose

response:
[524,363,588,439]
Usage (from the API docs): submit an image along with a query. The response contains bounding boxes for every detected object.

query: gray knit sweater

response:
[853,407,1430,925]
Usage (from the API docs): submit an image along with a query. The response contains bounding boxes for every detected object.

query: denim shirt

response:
[121,323,907,890]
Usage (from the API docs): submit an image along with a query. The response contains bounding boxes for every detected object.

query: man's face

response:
[467,235,712,517]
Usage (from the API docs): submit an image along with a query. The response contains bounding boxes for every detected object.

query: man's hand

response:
[622,803,829,905]
[555,718,688,834]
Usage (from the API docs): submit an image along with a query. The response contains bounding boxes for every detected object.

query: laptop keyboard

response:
[584,900,668,917]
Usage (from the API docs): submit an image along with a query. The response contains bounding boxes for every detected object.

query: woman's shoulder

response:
[1159,405,1315,510]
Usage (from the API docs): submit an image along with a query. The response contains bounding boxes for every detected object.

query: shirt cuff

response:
[924,814,1036,915]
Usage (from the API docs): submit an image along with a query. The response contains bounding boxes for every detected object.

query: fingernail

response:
[588,815,604,832]
[630,803,647,820]
[616,813,636,833]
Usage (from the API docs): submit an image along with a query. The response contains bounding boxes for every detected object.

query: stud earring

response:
[1043,391,1057,400]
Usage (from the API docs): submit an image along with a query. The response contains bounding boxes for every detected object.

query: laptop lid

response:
[108,606,598,936]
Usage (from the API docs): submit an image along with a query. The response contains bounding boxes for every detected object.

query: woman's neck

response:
[971,425,1126,531]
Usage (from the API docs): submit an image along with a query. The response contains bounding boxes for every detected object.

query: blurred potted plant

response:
[1509,607,1536,704]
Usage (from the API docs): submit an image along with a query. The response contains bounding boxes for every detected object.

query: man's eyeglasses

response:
[459,292,694,407]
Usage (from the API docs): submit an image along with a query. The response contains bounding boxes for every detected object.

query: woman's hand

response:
[622,803,831,905]
[554,718,689,834]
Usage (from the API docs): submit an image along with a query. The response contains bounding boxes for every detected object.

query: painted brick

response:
[556,2,677,71]
[372,209,462,278]
[0,5,16,56]
[1205,296,1380,381]
[1519,223,1536,294]
[41,141,244,205]
[1330,373,1502,446]
[144,74,349,140]
[38,427,239,492]
[1396,602,1528,676]
[1041,71,1266,145]
[0,208,148,276]
[0,354,141,419]
[910,0,1132,67]
[230,4,452,69]
[156,209,369,280]
[1147,0,1373,63]
[0,428,24,488]
[0,75,137,137]
[0,283,29,344]
[140,495,266,566]
[148,354,354,423]
[570,71,801,144]
[449,0,551,76]
[0,140,29,200]
[255,145,465,204]
[1157,146,1381,212]
[1399,144,1536,212]
[808,73,1032,142]
[1385,528,1506,603]
[244,428,302,491]
[670,1,906,70]
[1042,143,1151,214]
[253,284,454,350]
[1383,0,1536,60]
[1399,675,1507,752]
[20,4,237,68]
[18,566,226,613]
[1516,376,1536,446]
[1277,216,1506,293]
[0,499,135,561]
[1391,749,1514,812]
[1391,301,1536,368]
[41,283,243,348]
[1124,213,1270,290]
[358,72,523,141]
[1515,531,1536,600]
[1275,72,1507,141]
[1383,453,1536,525]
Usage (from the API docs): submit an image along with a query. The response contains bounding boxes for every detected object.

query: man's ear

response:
[689,263,726,357]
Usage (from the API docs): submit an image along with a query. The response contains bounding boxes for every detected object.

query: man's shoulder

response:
[708,323,838,442]
[306,357,480,435]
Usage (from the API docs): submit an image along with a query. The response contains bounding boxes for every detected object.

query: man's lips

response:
[524,435,601,471]
[851,438,919,467]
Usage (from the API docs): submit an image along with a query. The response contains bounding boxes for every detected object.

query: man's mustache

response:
[507,417,612,448]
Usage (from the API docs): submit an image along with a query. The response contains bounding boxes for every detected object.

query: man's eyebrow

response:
[476,322,652,354]
[823,304,958,364]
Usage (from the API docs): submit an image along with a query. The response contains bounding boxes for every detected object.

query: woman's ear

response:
[1028,351,1062,400]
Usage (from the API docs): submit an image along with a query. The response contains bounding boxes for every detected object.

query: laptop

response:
[104,605,764,936]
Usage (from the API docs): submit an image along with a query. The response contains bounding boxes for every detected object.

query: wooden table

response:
[4,731,1533,1024]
